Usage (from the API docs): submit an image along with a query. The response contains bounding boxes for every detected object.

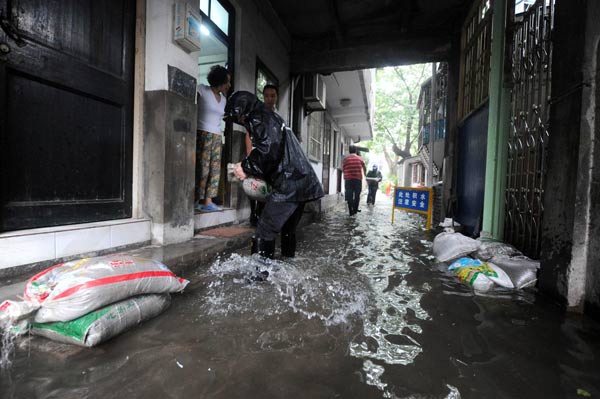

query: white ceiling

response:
[322,70,373,142]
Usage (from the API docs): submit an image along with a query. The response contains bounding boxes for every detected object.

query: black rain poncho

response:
[366,169,383,186]
[225,91,324,203]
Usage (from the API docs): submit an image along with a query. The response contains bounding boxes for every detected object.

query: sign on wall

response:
[392,186,433,229]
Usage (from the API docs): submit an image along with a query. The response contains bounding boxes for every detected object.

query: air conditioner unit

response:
[303,74,326,111]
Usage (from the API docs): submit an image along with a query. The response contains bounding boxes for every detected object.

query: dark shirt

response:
[366,169,383,186]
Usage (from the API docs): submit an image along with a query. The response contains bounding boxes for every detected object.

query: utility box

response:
[173,2,202,53]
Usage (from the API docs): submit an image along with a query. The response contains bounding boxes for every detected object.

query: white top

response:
[197,84,225,135]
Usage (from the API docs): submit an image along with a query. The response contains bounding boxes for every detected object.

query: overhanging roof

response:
[268,0,473,74]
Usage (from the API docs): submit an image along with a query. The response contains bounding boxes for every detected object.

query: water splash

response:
[205,252,372,326]
[444,385,461,399]
[0,320,21,370]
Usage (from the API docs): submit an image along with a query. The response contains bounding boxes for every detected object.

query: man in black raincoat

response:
[366,165,383,206]
[226,91,324,261]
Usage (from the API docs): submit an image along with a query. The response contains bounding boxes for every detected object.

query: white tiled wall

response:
[0,233,56,269]
[194,209,237,230]
[111,221,152,247]
[0,219,151,270]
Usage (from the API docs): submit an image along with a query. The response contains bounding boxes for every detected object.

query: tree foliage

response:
[364,64,431,178]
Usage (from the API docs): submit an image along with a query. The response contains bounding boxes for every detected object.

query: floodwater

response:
[2,195,600,399]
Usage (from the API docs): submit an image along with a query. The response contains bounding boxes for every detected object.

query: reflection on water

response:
[2,195,600,399]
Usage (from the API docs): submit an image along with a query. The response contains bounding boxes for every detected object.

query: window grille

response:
[308,112,323,162]
[504,0,554,258]
[458,0,493,119]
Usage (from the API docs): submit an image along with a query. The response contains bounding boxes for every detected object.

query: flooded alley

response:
[2,195,600,399]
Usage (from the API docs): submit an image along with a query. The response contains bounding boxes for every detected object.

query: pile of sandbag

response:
[0,254,189,346]
[433,232,539,291]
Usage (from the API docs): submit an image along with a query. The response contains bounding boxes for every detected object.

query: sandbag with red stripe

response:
[23,254,189,323]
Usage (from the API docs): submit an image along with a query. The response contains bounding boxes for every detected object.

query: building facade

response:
[0,0,373,275]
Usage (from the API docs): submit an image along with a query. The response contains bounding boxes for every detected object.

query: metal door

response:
[504,0,554,258]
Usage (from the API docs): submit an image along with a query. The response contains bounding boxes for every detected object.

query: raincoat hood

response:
[225,91,262,122]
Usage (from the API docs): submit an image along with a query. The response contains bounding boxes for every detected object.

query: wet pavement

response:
[2,195,600,398]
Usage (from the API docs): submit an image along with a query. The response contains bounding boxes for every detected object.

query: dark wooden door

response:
[0,0,136,231]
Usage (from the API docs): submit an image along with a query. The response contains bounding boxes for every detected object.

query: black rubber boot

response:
[249,201,258,226]
[251,236,258,254]
[251,237,275,259]
[249,237,275,282]
[281,233,297,258]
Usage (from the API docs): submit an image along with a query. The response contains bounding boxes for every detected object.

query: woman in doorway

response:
[196,65,231,212]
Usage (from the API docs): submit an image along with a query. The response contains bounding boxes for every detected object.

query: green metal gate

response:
[504,0,554,258]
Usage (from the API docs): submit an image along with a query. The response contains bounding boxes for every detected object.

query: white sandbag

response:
[449,259,514,289]
[227,163,272,202]
[489,255,539,289]
[439,218,461,229]
[242,177,272,202]
[475,239,522,261]
[433,232,481,262]
[31,294,170,347]
[454,265,495,291]
[485,263,515,289]
[0,300,39,323]
[24,254,188,323]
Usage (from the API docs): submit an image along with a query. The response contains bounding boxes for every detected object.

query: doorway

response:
[196,0,235,208]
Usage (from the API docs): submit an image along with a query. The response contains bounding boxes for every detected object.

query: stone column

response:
[143,67,197,244]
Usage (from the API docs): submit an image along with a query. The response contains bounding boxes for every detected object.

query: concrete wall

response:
[144,91,196,244]
[230,0,291,123]
[539,0,587,310]
[143,0,199,243]
[398,157,421,187]
[226,0,296,222]
[145,0,199,92]
[573,0,600,317]
[539,0,600,319]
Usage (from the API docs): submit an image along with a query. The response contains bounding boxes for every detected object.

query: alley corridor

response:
[2,196,600,399]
